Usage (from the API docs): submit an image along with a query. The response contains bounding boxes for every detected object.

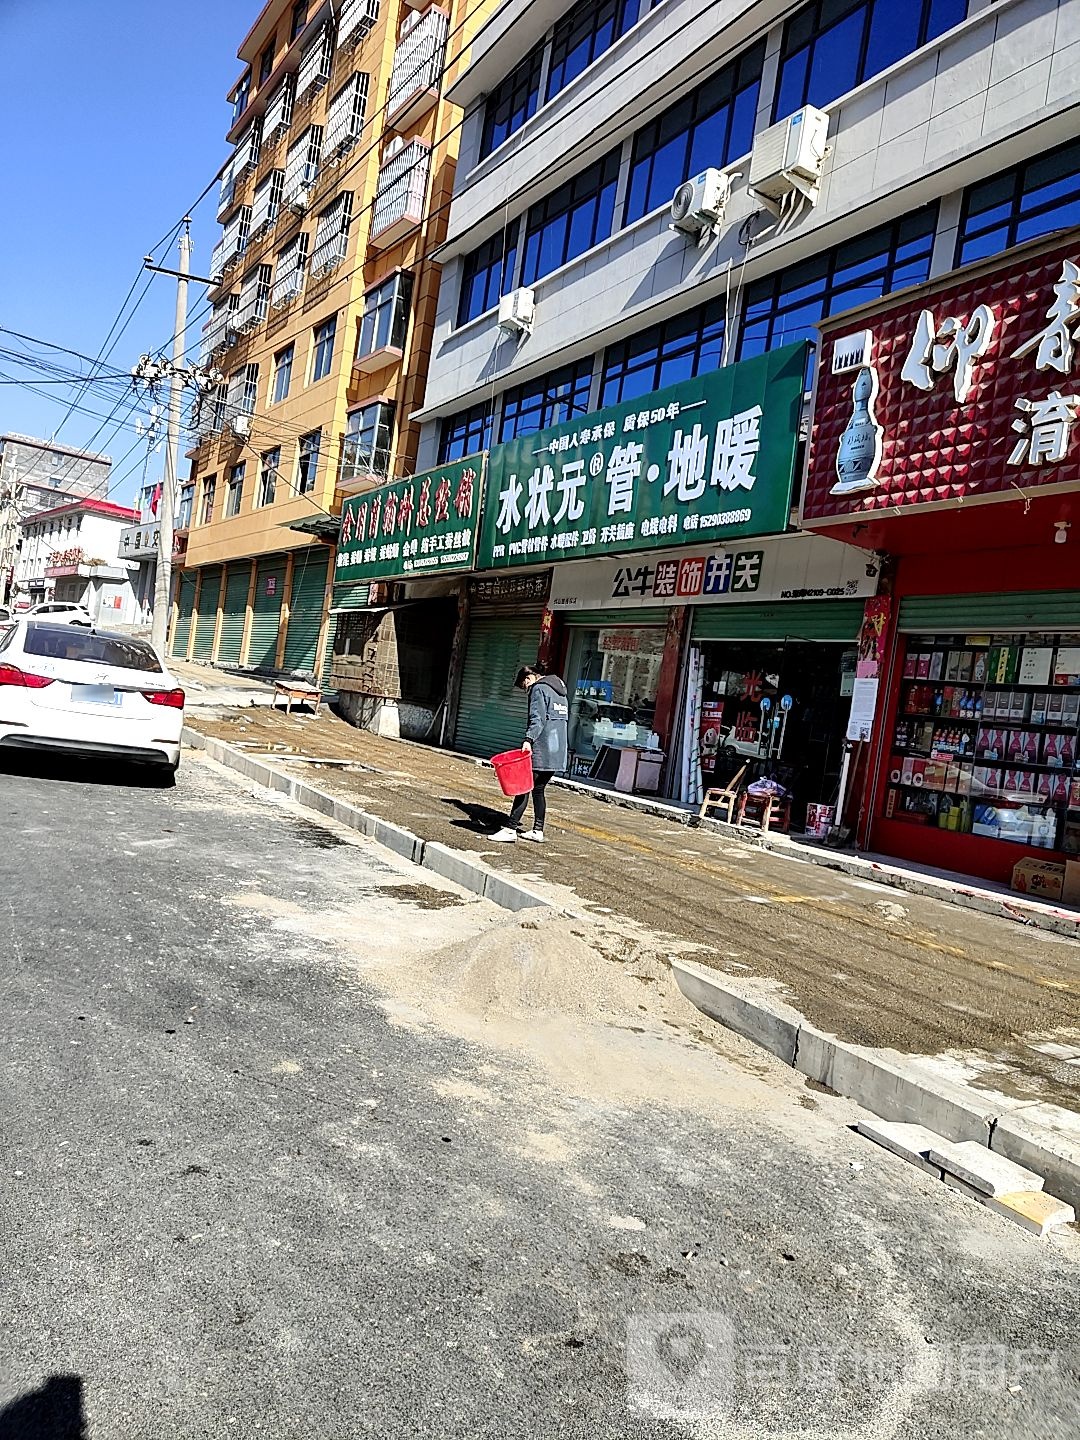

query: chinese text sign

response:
[336,456,483,583]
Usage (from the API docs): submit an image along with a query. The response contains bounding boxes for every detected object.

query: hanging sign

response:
[478,342,808,571]
[336,456,484,583]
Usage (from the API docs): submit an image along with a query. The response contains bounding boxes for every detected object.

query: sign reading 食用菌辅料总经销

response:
[476,342,808,571]
[334,456,484,583]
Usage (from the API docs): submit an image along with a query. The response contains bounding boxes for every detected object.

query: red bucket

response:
[491,748,534,797]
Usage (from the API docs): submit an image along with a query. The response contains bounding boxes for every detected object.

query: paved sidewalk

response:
[169,657,282,708]
[185,705,1080,1115]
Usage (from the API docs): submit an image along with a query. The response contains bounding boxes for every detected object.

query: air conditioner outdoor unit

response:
[498,287,535,337]
[749,105,830,214]
[288,187,311,214]
[230,413,252,439]
[670,167,731,241]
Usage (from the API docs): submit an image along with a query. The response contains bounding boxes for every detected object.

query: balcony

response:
[370,140,430,249]
[352,342,403,378]
[336,0,380,50]
[386,7,448,131]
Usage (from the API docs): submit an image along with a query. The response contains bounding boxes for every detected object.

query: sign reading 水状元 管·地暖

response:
[477,341,808,571]
[334,456,484,583]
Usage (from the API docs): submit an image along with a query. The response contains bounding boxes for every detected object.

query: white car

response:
[0,620,184,776]
[26,601,93,625]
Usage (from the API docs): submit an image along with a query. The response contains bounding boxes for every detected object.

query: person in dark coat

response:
[490,665,569,844]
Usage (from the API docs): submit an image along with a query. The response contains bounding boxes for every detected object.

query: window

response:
[521,149,620,285]
[547,0,641,100]
[227,363,259,417]
[341,403,395,481]
[601,299,726,406]
[24,627,162,672]
[774,0,966,119]
[325,72,370,157]
[297,431,321,493]
[225,463,245,517]
[236,263,272,331]
[283,125,323,204]
[458,222,519,326]
[272,344,294,403]
[177,484,195,528]
[232,70,251,123]
[311,315,338,382]
[259,38,276,86]
[310,192,354,275]
[438,402,493,463]
[359,271,414,359]
[480,47,544,159]
[271,232,310,307]
[297,22,333,98]
[250,170,284,235]
[500,357,594,441]
[199,475,217,526]
[264,76,294,139]
[624,42,764,225]
[290,1,307,43]
[957,138,1080,267]
[738,205,937,361]
[258,448,280,507]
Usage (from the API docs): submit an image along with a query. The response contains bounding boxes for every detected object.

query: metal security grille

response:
[310,192,354,275]
[192,567,223,660]
[371,140,430,239]
[337,0,380,49]
[297,23,333,98]
[264,76,294,139]
[454,613,541,758]
[250,170,284,235]
[283,552,330,675]
[234,118,261,176]
[235,265,272,332]
[387,7,448,116]
[220,205,251,268]
[283,125,323,204]
[271,232,310,307]
[217,565,251,666]
[248,557,287,669]
[324,73,370,157]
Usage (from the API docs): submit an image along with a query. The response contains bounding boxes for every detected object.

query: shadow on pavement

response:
[442,796,506,832]
[0,749,175,791]
[0,1374,86,1439]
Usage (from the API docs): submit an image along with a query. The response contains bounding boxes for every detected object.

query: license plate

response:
[72,684,121,707]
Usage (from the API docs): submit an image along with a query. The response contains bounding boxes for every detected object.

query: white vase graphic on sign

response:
[832,365,883,496]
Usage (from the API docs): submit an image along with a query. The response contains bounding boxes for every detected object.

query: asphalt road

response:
[2,749,1079,1439]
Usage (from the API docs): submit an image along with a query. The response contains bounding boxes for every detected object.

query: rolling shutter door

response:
[170,571,197,659]
[248,556,287,668]
[563,608,669,627]
[283,552,330,675]
[690,599,864,644]
[192,567,222,660]
[898,591,1080,633]
[217,565,251,666]
[454,613,540,758]
[323,582,372,683]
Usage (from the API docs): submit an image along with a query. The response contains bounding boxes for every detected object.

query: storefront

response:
[454,572,552,758]
[801,227,1080,888]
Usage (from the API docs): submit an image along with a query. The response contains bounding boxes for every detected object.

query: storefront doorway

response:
[564,619,665,777]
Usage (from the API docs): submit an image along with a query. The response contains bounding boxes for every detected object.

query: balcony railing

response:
[387,7,448,124]
[337,0,380,49]
[370,140,430,245]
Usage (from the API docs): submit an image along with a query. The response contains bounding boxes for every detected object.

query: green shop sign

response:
[335,456,484,583]
[477,341,808,571]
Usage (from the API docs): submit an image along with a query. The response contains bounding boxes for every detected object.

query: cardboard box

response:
[1062,859,1080,906]
[1012,857,1065,901]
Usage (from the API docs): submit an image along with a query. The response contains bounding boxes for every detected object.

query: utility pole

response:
[150,222,191,656]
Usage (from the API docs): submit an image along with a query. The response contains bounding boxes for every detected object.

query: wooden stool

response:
[273,681,322,717]
[737,789,792,834]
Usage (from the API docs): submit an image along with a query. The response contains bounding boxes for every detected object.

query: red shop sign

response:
[801,230,1080,526]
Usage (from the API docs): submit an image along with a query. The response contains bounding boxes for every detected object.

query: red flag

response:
[150,484,162,517]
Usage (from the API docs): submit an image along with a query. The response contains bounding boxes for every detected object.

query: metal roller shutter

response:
[170,571,197,659]
[898,591,1080,633]
[248,556,287,668]
[217,565,251,666]
[192,567,222,660]
[563,607,669,627]
[690,599,864,644]
[454,613,541,758]
[283,551,330,674]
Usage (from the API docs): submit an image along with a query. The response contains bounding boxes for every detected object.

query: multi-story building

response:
[14,497,138,622]
[0,435,111,604]
[386,0,1080,864]
[172,0,498,675]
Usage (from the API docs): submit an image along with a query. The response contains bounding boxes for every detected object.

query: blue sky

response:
[0,0,254,501]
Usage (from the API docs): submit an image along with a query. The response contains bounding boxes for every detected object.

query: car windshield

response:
[23,624,163,672]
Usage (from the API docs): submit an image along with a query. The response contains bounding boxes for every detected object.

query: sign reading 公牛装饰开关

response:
[802,232,1080,525]
[335,456,483,583]
[476,342,808,571]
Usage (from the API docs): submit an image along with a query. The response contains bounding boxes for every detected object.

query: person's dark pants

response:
[509,770,554,831]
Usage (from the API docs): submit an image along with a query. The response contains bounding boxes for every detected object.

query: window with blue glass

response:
[480,47,544,159]
[774,0,966,120]
[521,150,621,286]
[601,299,726,406]
[738,206,937,361]
[438,402,493,463]
[311,315,337,382]
[458,222,520,326]
[625,42,764,225]
[957,138,1080,267]
[547,0,641,100]
[499,358,595,441]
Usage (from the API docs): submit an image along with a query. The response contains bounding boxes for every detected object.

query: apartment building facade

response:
[382,0,1080,872]
[14,497,139,622]
[0,434,111,605]
[171,0,497,675]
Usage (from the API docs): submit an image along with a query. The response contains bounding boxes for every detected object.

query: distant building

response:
[0,434,112,603]
[14,496,139,623]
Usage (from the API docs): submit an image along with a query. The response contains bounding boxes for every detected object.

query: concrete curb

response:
[183,727,551,915]
[669,956,1080,1210]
